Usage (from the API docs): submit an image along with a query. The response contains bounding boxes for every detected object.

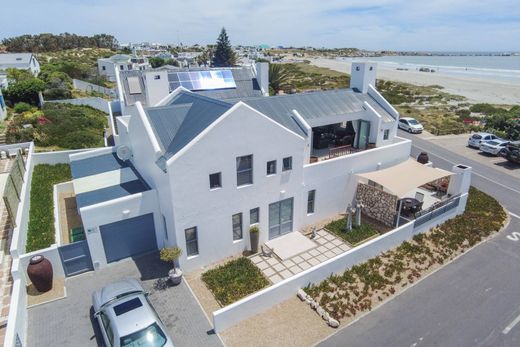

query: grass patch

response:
[325,219,379,245]
[201,257,269,306]
[304,187,506,321]
[26,164,71,252]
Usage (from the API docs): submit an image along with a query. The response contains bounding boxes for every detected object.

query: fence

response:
[414,195,461,228]
[3,150,27,226]
[72,79,116,97]
[46,97,110,114]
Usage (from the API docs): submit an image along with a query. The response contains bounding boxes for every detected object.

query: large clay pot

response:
[417,152,429,164]
[27,255,53,292]
[250,231,259,253]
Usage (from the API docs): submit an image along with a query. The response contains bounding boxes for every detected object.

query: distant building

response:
[0,53,40,76]
[97,54,151,82]
[0,88,6,120]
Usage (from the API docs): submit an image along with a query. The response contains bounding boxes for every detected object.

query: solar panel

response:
[166,70,236,91]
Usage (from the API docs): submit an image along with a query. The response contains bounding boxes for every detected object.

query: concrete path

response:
[318,130,520,346]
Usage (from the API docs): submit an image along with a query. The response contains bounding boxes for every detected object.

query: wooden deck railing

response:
[328,145,363,158]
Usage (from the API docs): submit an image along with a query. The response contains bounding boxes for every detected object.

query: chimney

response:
[144,70,169,106]
[255,62,269,96]
[350,62,377,93]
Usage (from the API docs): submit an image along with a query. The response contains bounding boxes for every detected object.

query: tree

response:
[268,64,292,95]
[211,28,237,67]
[3,78,45,106]
[149,57,166,68]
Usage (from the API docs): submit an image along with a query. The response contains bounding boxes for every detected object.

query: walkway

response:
[250,230,351,284]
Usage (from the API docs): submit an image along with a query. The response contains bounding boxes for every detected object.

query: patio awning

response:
[357,159,453,198]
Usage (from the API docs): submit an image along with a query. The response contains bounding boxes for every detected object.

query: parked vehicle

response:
[398,117,424,133]
[479,139,510,156]
[468,132,498,148]
[500,140,520,164]
[92,279,174,347]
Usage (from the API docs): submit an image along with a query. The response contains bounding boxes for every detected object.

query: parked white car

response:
[479,139,510,156]
[398,117,424,133]
[92,279,174,347]
[468,132,498,148]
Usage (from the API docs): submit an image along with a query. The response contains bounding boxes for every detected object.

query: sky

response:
[2,0,520,51]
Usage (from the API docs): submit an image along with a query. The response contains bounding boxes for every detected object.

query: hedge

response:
[26,164,71,252]
[325,219,379,245]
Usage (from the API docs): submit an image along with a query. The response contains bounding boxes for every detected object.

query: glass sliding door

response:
[268,198,294,239]
[356,120,371,149]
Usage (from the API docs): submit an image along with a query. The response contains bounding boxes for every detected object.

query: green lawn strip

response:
[325,218,379,246]
[201,257,270,306]
[26,164,71,252]
[304,187,507,321]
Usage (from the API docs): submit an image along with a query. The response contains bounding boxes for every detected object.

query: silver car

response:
[479,139,509,156]
[92,279,174,347]
[468,132,497,148]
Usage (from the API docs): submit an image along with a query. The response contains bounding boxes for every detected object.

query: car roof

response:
[474,132,494,136]
[96,279,144,307]
[400,117,416,121]
[105,293,159,338]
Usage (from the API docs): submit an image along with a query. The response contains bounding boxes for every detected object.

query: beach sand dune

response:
[309,57,520,105]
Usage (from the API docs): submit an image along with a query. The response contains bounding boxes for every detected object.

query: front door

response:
[356,120,371,149]
[269,198,294,240]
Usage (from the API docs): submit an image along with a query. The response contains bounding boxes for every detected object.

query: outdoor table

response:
[400,198,420,215]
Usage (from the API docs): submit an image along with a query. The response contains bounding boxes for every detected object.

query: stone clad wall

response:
[356,183,397,226]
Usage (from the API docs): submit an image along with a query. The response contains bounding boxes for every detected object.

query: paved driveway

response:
[27,252,223,347]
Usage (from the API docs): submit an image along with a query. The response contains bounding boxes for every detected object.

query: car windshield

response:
[486,141,499,146]
[408,119,419,125]
[472,134,482,139]
[121,323,167,347]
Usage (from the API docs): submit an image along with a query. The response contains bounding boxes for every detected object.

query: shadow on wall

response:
[131,251,170,281]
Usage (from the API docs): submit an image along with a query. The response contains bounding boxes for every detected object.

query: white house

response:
[0,53,40,77]
[0,88,6,120]
[97,54,151,82]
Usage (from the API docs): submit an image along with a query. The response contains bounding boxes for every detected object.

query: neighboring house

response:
[0,53,40,76]
[0,88,6,120]
[65,62,425,271]
[0,72,8,89]
[97,54,151,82]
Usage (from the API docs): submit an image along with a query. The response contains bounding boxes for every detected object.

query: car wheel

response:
[408,128,412,133]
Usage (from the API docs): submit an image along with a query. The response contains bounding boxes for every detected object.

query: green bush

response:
[13,102,33,113]
[202,257,269,306]
[26,164,71,252]
[325,219,379,245]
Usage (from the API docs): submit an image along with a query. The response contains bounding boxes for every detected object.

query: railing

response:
[328,145,363,158]
[413,195,461,228]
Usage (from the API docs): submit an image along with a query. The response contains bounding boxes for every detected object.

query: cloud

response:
[2,0,519,50]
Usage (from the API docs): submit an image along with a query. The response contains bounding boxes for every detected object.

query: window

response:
[282,156,292,171]
[100,312,114,345]
[102,66,106,71]
[383,129,390,140]
[162,215,168,240]
[232,213,243,240]
[307,190,316,214]
[236,155,253,186]
[209,172,222,189]
[154,75,161,80]
[266,160,276,175]
[250,208,259,225]
[119,65,124,70]
[185,227,198,256]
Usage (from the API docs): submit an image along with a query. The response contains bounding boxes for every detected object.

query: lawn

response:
[26,164,72,252]
[201,257,270,306]
[325,218,379,246]
[304,187,506,322]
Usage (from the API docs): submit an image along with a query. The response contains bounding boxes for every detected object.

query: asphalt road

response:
[319,131,520,347]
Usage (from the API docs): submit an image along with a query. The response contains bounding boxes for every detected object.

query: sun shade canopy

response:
[357,159,453,198]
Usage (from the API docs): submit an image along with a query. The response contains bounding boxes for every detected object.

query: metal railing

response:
[413,195,461,228]
[328,145,363,158]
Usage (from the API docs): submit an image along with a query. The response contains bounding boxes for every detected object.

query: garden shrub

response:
[325,218,379,245]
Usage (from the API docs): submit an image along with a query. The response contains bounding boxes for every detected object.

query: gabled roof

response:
[145,92,233,159]
[228,88,395,125]
[0,53,35,69]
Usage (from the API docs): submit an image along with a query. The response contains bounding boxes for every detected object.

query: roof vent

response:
[116,145,132,161]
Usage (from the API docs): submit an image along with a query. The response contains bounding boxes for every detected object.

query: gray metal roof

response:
[145,92,232,159]
[120,66,262,107]
[0,53,35,69]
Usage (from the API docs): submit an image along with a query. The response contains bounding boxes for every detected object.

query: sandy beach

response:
[309,57,520,105]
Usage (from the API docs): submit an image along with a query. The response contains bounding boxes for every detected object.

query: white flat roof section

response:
[127,76,142,95]
[72,167,138,195]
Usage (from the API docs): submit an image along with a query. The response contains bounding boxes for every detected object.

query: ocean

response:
[337,55,520,84]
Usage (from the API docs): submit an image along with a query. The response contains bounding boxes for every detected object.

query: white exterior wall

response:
[350,62,377,93]
[98,60,118,82]
[144,70,169,106]
[168,104,306,271]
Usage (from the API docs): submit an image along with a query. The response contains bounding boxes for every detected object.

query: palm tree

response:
[268,64,292,95]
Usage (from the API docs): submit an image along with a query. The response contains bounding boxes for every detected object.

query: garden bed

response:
[26,164,71,252]
[324,218,380,246]
[304,187,506,323]
[201,257,269,306]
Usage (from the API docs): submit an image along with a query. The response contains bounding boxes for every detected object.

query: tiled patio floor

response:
[250,230,351,284]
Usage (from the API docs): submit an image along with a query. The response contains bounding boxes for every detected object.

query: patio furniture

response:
[400,197,420,216]
[415,192,425,202]
[261,244,273,257]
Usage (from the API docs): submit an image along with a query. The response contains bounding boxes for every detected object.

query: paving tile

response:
[331,247,344,255]
[266,258,278,265]
[317,246,328,253]
[301,252,312,260]
[317,230,328,237]
[324,251,336,258]
[332,238,343,246]
[250,255,263,264]
[324,242,335,250]
[273,263,286,272]
[289,265,302,274]
[299,262,311,270]
[256,261,269,270]
[317,254,328,262]
[316,237,327,245]
[280,270,292,279]
[282,260,295,268]
[340,244,351,251]
[308,258,320,266]
[270,274,283,284]
[309,249,320,256]
[263,268,276,277]
[324,233,336,241]
[292,255,304,263]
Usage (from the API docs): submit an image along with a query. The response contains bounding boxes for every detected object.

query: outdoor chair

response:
[261,245,273,257]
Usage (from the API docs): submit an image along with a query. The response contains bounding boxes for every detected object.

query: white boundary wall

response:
[213,194,467,332]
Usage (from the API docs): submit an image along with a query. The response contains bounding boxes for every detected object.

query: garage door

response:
[100,213,157,263]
